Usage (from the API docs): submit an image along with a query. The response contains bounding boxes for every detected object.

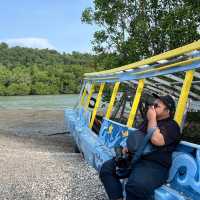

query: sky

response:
[0,0,95,53]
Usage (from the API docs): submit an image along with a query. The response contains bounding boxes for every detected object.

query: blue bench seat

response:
[155,142,200,200]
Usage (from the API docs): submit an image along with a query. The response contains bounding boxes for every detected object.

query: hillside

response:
[0,43,97,95]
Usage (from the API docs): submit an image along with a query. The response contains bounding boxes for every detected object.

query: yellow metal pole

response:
[80,85,87,106]
[84,83,95,111]
[89,82,105,129]
[174,70,195,126]
[105,82,120,119]
[127,79,145,128]
[85,40,200,77]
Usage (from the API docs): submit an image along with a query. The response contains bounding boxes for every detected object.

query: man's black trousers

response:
[99,158,169,200]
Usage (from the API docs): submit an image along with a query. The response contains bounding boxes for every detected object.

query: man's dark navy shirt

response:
[139,117,181,168]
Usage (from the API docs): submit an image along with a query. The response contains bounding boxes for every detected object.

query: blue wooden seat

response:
[92,118,129,170]
[64,108,76,132]
[154,141,200,200]
[64,107,91,134]
[74,109,91,131]
[98,118,128,148]
[78,127,97,166]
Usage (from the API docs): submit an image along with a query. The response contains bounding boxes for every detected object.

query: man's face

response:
[153,99,170,119]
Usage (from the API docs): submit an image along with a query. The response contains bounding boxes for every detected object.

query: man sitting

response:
[99,94,181,200]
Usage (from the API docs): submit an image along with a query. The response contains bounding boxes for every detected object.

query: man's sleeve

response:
[159,121,180,145]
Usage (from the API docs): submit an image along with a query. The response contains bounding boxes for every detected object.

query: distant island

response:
[0,42,98,96]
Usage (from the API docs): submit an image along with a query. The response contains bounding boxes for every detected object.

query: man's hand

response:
[147,106,157,120]
[146,106,165,146]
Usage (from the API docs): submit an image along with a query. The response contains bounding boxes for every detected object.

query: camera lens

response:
[153,103,158,108]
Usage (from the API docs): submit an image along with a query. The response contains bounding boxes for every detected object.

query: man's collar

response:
[157,117,171,122]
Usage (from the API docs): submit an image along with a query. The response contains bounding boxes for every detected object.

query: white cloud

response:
[2,37,56,50]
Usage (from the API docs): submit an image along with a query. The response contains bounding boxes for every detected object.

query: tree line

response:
[0,43,99,95]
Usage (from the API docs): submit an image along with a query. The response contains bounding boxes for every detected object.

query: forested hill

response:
[0,43,97,95]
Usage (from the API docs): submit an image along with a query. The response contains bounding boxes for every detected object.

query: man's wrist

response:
[148,117,157,122]
[148,118,157,128]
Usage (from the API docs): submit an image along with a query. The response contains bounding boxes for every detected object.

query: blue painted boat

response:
[65,41,200,200]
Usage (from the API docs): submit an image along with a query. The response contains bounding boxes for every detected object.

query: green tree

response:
[11,67,31,85]
[0,84,6,95]
[31,82,59,95]
[6,83,31,96]
[82,0,200,66]
[0,65,12,87]
[0,42,97,96]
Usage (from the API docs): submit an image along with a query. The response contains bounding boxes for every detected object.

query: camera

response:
[114,146,132,178]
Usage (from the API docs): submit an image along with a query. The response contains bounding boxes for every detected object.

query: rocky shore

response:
[0,109,107,200]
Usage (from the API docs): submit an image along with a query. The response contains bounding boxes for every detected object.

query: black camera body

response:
[114,146,132,179]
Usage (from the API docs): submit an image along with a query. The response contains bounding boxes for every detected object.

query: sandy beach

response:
[0,109,107,200]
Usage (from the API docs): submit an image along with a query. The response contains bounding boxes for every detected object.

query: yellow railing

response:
[84,84,95,111]
[105,82,120,119]
[132,57,200,76]
[84,40,200,77]
[80,86,87,106]
[174,70,195,126]
[127,79,145,128]
[89,83,105,128]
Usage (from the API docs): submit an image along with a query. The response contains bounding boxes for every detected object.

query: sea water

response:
[0,94,79,110]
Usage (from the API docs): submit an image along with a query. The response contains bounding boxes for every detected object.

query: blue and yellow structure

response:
[64,41,200,200]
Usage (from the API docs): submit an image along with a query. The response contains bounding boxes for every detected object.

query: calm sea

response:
[0,94,79,109]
